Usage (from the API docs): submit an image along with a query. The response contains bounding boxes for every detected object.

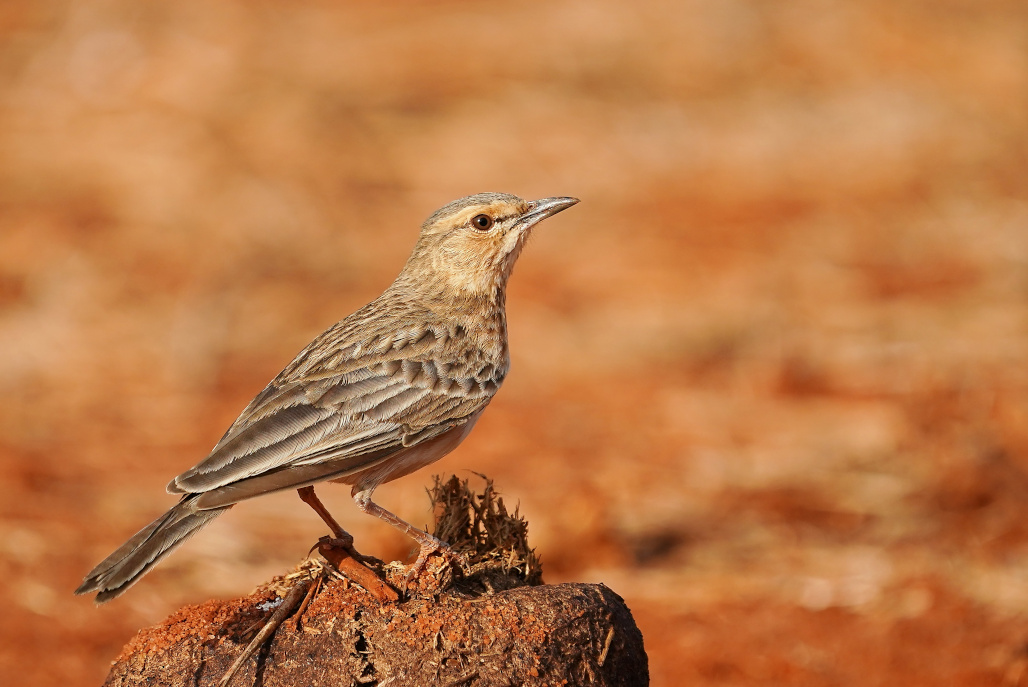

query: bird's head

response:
[399,192,579,301]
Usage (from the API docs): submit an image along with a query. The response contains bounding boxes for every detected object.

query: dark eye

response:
[471,214,494,231]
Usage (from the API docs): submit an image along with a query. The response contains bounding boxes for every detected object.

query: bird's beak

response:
[517,197,580,230]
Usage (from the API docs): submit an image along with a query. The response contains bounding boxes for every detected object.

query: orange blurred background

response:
[2,1,1028,685]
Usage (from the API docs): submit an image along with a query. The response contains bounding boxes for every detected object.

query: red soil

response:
[1,1,1027,684]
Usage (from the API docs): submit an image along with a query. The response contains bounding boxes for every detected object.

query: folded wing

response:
[167,352,500,505]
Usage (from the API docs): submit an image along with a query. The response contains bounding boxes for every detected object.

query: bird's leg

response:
[297,486,359,554]
[352,488,451,587]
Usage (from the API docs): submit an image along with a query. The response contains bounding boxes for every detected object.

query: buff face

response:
[411,193,576,299]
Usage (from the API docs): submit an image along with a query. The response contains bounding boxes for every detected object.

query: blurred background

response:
[2,0,1028,684]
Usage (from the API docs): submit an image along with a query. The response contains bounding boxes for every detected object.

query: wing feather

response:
[173,413,346,492]
[167,305,507,502]
[192,443,401,509]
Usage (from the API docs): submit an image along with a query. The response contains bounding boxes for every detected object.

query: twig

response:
[444,670,479,686]
[598,627,614,667]
[219,577,313,687]
[317,538,399,602]
[289,574,322,632]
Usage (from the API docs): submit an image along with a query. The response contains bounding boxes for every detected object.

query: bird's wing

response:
[168,347,501,496]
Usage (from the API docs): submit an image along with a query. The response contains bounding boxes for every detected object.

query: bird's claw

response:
[315,535,381,566]
[403,535,455,590]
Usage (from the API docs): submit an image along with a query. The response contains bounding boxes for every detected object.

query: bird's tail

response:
[75,496,228,603]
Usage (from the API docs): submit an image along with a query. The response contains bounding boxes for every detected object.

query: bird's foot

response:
[403,535,466,593]
[316,535,383,567]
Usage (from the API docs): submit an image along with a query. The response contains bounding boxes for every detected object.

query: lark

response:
[76,192,578,603]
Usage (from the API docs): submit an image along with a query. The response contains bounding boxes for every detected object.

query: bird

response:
[76,192,579,603]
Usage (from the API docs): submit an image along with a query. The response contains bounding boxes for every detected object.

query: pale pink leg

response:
[352,488,449,586]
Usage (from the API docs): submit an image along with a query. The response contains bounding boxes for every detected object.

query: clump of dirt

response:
[105,574,646,687]
[113,591,275,664]
[102,475,648,686]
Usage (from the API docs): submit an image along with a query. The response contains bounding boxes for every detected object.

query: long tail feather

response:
[75,497,228,603]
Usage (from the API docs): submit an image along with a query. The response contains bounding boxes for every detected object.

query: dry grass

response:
[429,474,543,588]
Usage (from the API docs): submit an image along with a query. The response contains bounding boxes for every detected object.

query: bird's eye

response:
[471,214,494,231]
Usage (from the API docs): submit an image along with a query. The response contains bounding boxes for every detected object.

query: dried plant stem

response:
[219,577,313,687]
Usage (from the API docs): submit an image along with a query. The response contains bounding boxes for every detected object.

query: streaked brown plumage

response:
[76,192,578,603]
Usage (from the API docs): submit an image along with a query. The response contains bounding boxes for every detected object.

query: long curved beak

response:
[517,196,580,229]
